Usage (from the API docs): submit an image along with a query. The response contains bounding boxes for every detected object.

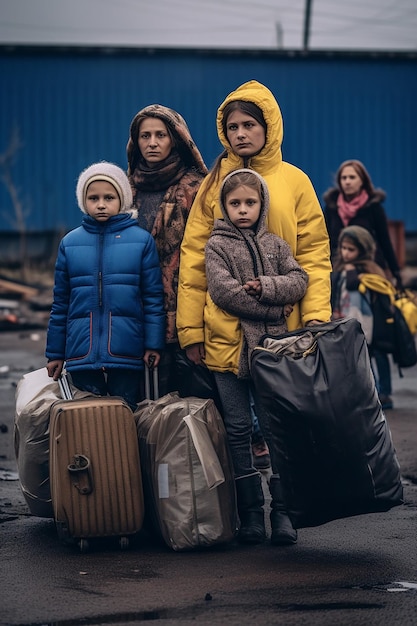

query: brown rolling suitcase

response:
[49,378,144,551]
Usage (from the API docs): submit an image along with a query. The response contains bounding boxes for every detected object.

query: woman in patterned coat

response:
[127,104,207,395]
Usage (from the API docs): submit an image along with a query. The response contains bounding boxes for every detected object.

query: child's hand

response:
[46,359,64,381]
[243,279,261,297]
[144,350,161,369]
[284,304,293,318]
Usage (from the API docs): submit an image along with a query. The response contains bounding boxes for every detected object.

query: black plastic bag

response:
[176,350,222,411]
[250,318,403,529]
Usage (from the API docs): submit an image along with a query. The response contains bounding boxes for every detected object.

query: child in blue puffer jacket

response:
[46,161,165,409]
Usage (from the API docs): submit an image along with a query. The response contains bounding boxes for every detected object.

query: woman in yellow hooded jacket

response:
[177,80,332,546]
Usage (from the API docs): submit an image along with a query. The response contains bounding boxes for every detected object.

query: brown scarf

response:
[130,150,188,196]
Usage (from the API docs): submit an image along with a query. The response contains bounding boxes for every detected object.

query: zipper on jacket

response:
[98,229,104,308]
[245,235,272,334]
[97,230,105,359]
[98,271,103,306]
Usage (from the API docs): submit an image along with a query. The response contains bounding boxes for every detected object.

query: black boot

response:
[235,473,266,544]
[269,475,297,546]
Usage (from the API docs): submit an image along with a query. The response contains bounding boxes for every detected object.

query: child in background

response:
[46,161,165,409]
[331,225,394,409]
[324,160,402,410]
[204,168,308,545]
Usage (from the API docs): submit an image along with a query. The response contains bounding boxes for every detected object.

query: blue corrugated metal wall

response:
[1,48,416,234]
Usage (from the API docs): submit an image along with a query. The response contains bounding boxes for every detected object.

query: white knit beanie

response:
[76,161,134,214]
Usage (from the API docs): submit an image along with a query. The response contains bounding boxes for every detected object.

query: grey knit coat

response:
[205,168,309,378]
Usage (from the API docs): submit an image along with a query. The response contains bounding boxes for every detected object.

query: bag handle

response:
[68,454,93,495]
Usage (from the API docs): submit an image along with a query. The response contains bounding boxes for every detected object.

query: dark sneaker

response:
[379,394,393,410]
[252,441,271,470]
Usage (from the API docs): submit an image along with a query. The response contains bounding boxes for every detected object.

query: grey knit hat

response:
[76,161,134,215]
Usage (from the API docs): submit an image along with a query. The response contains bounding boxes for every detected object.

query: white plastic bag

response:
[14,368,93,517]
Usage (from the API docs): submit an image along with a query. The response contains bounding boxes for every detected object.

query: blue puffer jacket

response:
[45,213,165,371]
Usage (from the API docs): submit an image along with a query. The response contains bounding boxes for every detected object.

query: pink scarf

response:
[337,189,369,226]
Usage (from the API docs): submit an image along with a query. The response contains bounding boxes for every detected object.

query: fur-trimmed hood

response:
[323,186,386,210]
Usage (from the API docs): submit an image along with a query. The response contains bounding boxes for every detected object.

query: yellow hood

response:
[216,80,283,176]
[177,80,331,373]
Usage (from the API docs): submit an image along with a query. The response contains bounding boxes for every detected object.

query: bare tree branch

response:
[0,126,29,278]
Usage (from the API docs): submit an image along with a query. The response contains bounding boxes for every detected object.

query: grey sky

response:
[0,0,416,50]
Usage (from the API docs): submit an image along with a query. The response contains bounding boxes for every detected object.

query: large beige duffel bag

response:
[135,385,237,551]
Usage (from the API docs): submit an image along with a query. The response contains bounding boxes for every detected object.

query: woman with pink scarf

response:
[323,159,400,281]
[323,159,402,410]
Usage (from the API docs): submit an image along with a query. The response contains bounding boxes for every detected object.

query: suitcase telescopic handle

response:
[58,372,73,400]
[145,365,159,400]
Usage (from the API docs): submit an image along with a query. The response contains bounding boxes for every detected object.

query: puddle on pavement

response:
[17,611,168,625]
[387,581,417,592]
[353,580,417,593]
[0,468,19,480]
[14,582,417,625]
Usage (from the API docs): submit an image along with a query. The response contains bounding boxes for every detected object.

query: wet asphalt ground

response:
[0,329,416,626]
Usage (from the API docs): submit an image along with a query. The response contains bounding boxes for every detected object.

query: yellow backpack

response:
[359,274,417,336]
[394,290,417,335]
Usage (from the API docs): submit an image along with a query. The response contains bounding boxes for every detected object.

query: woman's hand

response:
[186,343,206,366]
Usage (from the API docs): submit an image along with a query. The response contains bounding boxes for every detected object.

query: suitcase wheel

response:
[55,521,73,545]
[119,536,129,550]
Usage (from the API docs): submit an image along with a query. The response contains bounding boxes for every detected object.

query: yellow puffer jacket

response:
[177,80,331,374]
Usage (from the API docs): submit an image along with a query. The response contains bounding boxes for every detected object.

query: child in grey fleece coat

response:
[205,168,308,546]
[205,168,308,378]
